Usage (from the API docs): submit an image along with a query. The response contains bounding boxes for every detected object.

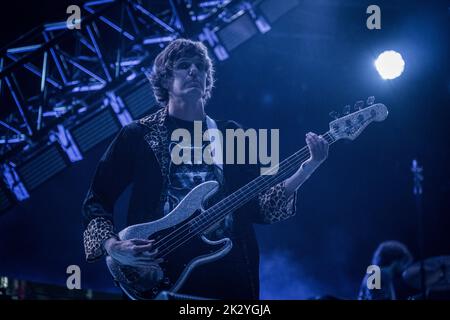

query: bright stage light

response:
[374,50,405,80]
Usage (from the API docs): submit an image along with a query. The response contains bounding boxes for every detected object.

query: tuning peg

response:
[329,111,340,120]
[354,100,364,110]
[366,96,375,105]
[342,105,351,115]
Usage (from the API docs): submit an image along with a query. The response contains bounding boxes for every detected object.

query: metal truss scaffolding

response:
[0,0,299,209]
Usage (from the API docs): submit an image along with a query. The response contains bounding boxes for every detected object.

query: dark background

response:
[0,0,449,299]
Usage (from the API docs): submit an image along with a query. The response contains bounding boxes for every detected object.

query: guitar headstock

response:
[328,101,388,141]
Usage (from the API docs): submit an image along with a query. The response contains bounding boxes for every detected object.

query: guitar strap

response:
[205,116,223,171]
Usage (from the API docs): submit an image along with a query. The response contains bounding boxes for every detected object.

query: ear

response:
[163,71,175,89]
[162,77,170,90]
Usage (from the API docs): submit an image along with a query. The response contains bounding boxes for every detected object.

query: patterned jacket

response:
[82,106,297,299]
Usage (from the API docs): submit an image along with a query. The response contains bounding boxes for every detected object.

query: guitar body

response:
[106,180,233,300]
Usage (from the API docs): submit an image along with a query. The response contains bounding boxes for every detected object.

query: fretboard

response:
[191,131,336,234]
[156,131,336,258]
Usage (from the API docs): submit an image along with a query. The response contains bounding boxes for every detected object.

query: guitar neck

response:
[192,131,336,233]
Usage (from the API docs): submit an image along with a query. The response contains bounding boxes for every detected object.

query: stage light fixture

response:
[375,50,405,80]
[70,106,121,154]
[16,143,68,191]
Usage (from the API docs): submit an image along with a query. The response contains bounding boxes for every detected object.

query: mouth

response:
[186,81,202,88]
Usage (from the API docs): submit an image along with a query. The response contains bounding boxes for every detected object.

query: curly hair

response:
[148,38,215,106]
[371,240,413,268]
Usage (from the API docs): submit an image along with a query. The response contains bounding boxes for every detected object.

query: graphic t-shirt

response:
[160,115,233,239]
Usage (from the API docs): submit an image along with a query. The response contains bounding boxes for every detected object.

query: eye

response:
[195,63,206,71]
[176,62,190,70]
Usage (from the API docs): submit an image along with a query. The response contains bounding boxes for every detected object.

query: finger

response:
[308,134,322,154]
[316,137,325,154]
[310,133,319,145]
[311,132,320,140]
[312,140,324,159]
[307,141,316,156]
[313,134,321,144]
[307,139,317,153]
[133,243,155,253]
[135,257,156,264]
[315,135,325,149]
[320,137,329,153]
[134,257,164,266]
[140,257,164,263]
[133,261,158,268]
[311,135,320,150]
[131,239,154,245]
[306,133,314,145]
[319,135,328,148]
[141,248,159,257]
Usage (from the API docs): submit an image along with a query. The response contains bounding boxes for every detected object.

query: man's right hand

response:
[104,238,163,267]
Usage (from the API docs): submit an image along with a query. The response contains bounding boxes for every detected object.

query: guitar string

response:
[151,141,312,250]
[154,132,335,258]
[157,143,323,258]
[154,106,380,247]
[151,132,336,258]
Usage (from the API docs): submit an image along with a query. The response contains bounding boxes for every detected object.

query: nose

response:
[188,64,198,76]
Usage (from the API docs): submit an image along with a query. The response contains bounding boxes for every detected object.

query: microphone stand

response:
[411,159,426,299]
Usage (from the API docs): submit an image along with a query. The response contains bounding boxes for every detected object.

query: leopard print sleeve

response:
[258,181,297,224]
[83,217,118,262]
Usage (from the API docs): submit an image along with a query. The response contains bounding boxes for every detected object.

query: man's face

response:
[168,55,207,101]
